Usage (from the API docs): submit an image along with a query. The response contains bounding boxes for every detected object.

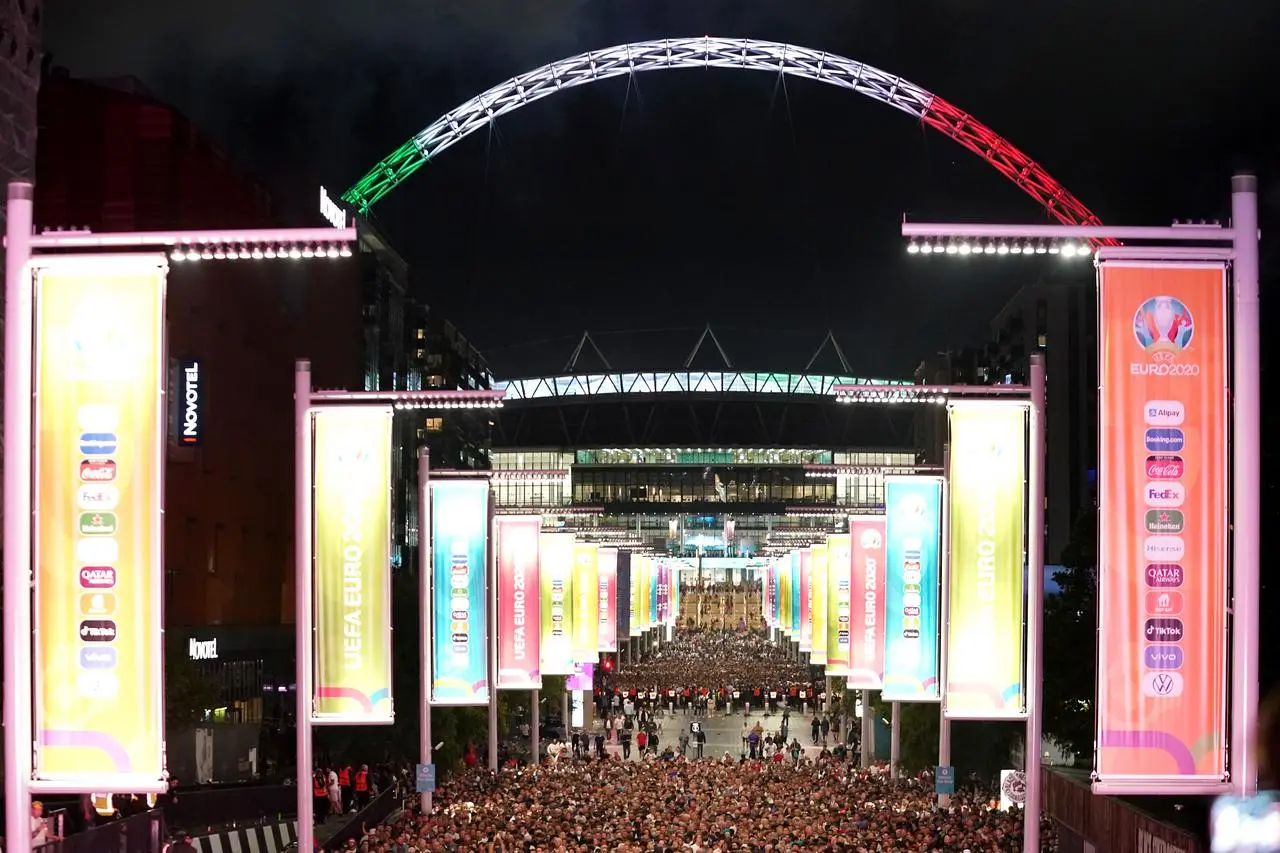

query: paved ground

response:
[580,704,850,762]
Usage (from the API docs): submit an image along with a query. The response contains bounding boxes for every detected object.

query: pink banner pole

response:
[418,447,433,814]
[294,360,315,851]
[1230,172,1261,796]
[1023,352,1046,853]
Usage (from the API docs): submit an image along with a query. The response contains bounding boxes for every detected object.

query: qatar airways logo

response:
[1145,456,1184,480]
[1145,564,1184,588]
[1145,482,1185,508]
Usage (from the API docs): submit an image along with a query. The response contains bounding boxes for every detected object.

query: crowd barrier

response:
[34,809,165,853]
[322,787,402,851]
[189,820,297,853]
[165,784,295,832]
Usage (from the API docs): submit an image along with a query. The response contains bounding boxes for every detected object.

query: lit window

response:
[425,418,443,433]
[1037,333,1047,348]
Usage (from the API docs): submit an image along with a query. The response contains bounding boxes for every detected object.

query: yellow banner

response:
[640,556,652,629]
[34,256,167,789]
[781,556,793,635]
[629,554,642,637]
[945,402,1028,718]
[811,543,829,664]
[538,532,576,674]
[312,407,394,723]
[572,542,599,661]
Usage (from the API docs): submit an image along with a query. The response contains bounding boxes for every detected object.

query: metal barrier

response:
[35,809,164,853]
[321,788,401,851]
[163,785,295,833]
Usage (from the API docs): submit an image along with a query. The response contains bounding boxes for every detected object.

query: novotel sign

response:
[188,638,218,660]
[319,186,347,229]
[175,359,203,446]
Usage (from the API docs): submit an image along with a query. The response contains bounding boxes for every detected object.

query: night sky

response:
[44,1,1279,379]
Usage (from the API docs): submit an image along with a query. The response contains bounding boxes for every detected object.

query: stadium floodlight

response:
[30,225,357,263]
[308,389,506,410]
[833,384,1030,405]
[907,237,1092,258]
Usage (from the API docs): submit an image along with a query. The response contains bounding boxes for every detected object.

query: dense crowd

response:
[346,760,1053,852]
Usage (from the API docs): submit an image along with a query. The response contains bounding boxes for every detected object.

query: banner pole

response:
[294,360,314,851]
[4,180,35,853]
[417,447,433,815]
[890,702,901,778]
[530,690,540,765]
[1023,352,1046,853]
[487,493,499,771]
[938,442,952,808]
[1230,171,1261,797]
[860,690,872,768]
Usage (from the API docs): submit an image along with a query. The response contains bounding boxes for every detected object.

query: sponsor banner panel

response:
[617,551,632,638]
[496,516,542,690]
[429,480,490,706]
[789,551,801,636]
[945,402,1028,719]
[313,407,395,723]
[848,518,887,689]
[598,548,619,653]
[882,477,943,702]
[34,257,168,789]
[1095,262,1228,787]
[539,532,576,675]
[798,549,813,652]
[810,543,829,665]
[572,542,599,662]
[824,534,852,676]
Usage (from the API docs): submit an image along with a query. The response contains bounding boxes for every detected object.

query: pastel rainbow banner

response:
[429,479,491,705]
[810,543,829,665]
[628,554,643,637]
[789,551,801,636]
[597,547,619,653]
[313,407,394,723]
[33,256,168,791]
[848,517,886,689]
[945,402,1028,719]
[495,515,542,690]
[1094,261,1229,792]
[538,532,575,675]
[882,477,942,702]
[572,542,599,662]
[824,534,852,676]
[798,548,813,652]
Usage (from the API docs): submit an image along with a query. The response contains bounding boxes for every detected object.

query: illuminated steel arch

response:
[343,36,1105,226]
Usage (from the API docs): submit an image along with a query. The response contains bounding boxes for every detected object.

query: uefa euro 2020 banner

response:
[789,550,801,637]
[628,554,643,637]
[313,406,394,724]
[495,515,542,690]
[810,543,829,665]
[616,551,632,639]
[798,548,813,653]
[429,479,491,706]
[33,256,168,791]
[597,547,619,653]
[823,534,852,676]
[945,402,1028,720]
[539,532,576,675]
[848,517,886,690]
[1094,261,1228,793]
[882,476,942,702]
[572,542,599,663]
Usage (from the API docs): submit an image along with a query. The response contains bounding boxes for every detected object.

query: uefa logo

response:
[1133,296,1194,356]
[859,528,882,550]
[897,493,927,520]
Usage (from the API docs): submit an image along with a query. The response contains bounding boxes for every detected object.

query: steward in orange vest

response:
[338,765,352,811]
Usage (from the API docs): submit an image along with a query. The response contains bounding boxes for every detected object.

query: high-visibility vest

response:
[338,768,350,786]
[354,770,368,792]
[312,774,326,797]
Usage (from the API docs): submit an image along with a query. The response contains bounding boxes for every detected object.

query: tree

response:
[166,653,220,729]
[1042,509,1098,764]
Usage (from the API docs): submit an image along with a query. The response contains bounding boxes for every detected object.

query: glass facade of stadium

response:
[489,447,915,558]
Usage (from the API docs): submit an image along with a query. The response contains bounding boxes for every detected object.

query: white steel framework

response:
[342,37,1106,231]
[496,371,909,402]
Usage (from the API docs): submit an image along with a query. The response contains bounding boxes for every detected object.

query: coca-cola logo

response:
[1145,455,1184,479]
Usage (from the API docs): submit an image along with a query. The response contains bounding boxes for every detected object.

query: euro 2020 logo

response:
[1133,296,1194,362]
[859,528,882,551]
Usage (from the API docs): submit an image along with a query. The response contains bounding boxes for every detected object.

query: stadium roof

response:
[494,371,909,402]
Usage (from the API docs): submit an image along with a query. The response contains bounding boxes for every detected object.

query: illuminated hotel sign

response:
[319,187,347,229]
[176,359,203,446]
[188,638,218,661]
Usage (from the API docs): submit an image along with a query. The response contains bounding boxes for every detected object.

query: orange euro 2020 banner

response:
[1095,261,1228,792]
[34,255,168,791]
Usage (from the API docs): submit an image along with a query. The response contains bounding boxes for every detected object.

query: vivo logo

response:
[1143,645,1184,669]
[1143,536,1185,561]
[1143,401,1185,426]
[1145,456,1184,480]
[1145,564,1184,588]
[1145,482,1186,508]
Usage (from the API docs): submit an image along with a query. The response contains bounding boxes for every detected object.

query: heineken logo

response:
[79,512,118,535]
[1145,509,1184,534]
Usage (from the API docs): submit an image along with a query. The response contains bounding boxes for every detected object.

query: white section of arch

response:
[493,371,911,402]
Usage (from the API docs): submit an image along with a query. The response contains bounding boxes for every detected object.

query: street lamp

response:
[898,172,1260,853]
[3,180,357,853]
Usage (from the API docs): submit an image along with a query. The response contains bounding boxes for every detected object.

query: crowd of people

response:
[344,760,1052,852]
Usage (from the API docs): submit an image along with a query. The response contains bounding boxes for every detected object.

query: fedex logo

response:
[1145,482,1185,508]
[1143,401,1185,426]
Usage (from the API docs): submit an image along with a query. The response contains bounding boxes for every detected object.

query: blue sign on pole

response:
[415,763,436,793]
[935,764,955,795]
